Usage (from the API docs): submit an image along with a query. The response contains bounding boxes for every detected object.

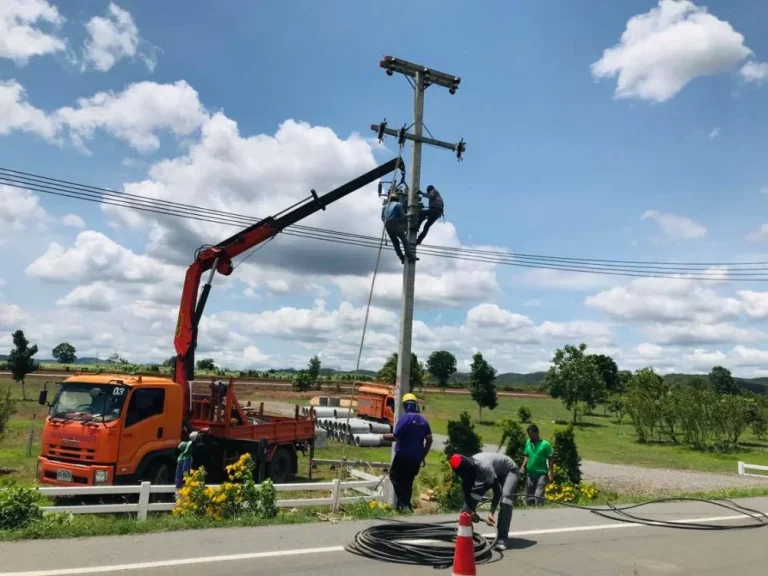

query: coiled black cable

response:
[344,496,768,566]
[344,519,498,568]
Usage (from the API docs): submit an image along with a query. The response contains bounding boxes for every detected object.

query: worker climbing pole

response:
[374,56,467,502]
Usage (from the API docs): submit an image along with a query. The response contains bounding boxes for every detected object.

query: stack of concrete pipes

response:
[308,406,392,448]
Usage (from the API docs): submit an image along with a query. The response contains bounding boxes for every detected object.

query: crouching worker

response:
[416,185,444,245]
[175,431,201,495]
[449,452,520,551]
[383,393,432,511]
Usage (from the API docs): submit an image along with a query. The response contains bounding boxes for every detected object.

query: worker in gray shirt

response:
[381,193,418,264]
[416,185,444,245]
[449,451,520,551]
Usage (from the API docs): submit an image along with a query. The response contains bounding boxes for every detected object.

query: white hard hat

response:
[189,431,199,441]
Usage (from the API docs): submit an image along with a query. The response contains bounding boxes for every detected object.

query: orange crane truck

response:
[36,157,403,487]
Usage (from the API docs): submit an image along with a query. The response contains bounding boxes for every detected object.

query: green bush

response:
[292,371,313,392]
[517,406,532,423]
[421,457,465,512]
[0,480,43,530]
[0,386,16,442]
[443,411,482,458]
[499,418,527,465]
[552,426,582,485]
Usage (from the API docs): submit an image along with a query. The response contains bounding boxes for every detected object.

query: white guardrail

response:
[37,471,391,522]
[737,461,768,478]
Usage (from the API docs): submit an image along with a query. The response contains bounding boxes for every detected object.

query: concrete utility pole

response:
[375,56,465,468]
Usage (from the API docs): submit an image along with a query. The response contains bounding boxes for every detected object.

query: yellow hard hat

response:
[402,393,418,404]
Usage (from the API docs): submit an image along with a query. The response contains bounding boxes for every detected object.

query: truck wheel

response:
[144,461,172,503]
[267,447,293,484]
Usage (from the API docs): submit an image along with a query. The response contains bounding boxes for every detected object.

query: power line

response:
[3,166,768,281]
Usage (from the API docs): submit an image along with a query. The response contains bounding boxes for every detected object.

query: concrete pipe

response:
[354,433,386,448]
[312,407,338,419]
[368,422,391,434]
[334,408,355,420]
[348,421,371,434]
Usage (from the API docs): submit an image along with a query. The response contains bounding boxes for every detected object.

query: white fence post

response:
[380,477,392,505]
[330,478,341,512]
[738,461,746,476]
[137,481,151,521]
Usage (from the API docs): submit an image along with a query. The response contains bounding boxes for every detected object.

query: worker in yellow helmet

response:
[383,393,433,511]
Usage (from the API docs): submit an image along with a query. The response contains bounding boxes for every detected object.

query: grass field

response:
[3,378,768,488]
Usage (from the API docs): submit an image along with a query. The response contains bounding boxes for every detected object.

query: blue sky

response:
[2,0,768,376]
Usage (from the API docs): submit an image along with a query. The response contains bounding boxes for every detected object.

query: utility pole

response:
[374,56,465,472]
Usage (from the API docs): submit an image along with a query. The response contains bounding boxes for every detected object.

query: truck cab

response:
[37,374,182,486]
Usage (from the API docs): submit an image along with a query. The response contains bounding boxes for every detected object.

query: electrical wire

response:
[4,166,768,281]
[344,496,768,567]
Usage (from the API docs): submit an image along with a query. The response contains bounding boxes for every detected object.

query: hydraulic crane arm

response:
[173,157,403,410]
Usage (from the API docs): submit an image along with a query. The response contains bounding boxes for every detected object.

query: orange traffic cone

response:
[452,511,476,576]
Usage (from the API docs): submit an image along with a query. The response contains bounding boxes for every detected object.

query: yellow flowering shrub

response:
[541,465,600,504]
[173,454,277,520]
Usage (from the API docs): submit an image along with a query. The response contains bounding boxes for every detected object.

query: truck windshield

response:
[49,383,129,423]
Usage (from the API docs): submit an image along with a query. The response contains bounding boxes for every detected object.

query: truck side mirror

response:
[38,389,48,406]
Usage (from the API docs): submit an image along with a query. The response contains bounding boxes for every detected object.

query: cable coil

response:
[344,520,496,568]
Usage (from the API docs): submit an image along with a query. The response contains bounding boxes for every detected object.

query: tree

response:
[307,356,322,390]
[292,371,313,392]
[468,352,498,421]
[499,418,527,464]
[196,358,216,371]
[625,368,668,443]
[162,356,176,367]
[552,426,582,485]
[375,352,421,388]
[607,394,627,424]
[426,350,457,392]
[545,343,602,423]
[591,354,620,393]
[52,343,77,364]
[709,366,740,396]
[517,406,532,423]
[107,353,128,365]
[443,411,482,458]
[8,330,39,401]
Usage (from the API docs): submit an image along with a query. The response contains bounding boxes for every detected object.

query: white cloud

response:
[61,214,86,229]
[82,3,158,72]
[517,268,618,291]
[709,127,720,139]
[586,276,740,325]
[737,290,768,320]
[740,61,768,83]
[685,345,768,370]
[747,224,768,243]
[0,80,59,141]
[0,302,26,329]
[1,80,208,153]
[26,230,177,285]
[0,0,66,65]
[635,343,665,359]
[55,80,208,153]
[55,281,117,312]
[591,0,753,102]
[641,209,707,240]
[0,185,49,232]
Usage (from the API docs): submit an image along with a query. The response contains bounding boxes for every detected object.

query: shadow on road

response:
[507,537,537,550]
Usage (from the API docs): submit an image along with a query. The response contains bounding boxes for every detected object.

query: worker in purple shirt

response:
[383,393,433,511]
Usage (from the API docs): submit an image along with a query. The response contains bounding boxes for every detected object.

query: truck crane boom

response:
[173,157,404,410]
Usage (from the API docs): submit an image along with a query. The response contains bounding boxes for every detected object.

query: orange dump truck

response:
[355,384,396,426]
[37,374,315,485]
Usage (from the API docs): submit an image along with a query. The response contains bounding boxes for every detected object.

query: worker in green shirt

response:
[175,431,200,491]
[519,424,554,506]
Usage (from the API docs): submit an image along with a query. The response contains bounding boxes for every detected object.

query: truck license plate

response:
[56,469,72,482]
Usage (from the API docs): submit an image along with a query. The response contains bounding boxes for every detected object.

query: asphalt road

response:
[1,497,767,575]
